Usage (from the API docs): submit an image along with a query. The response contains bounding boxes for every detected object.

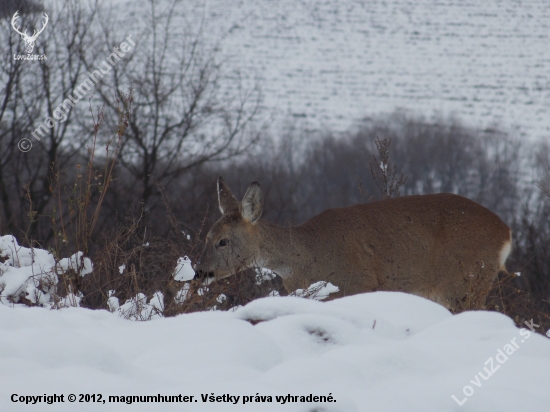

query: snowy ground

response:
[104,0,550,140]
[1,292,550,411]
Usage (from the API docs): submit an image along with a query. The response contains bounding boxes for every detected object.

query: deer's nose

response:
[194,270,215,280]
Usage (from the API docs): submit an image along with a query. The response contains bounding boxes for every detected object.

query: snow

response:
[57,252,93,277]
[1,291,549,411]
[255,267,277,285]
[173,256,195,281]
[107,291,165,321]
[290,280,340,300]
[174,283,191,304]
[0,235,91,307]
[107,290,119,312]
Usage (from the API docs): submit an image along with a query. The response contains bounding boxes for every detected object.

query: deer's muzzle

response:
[193,269,215,281]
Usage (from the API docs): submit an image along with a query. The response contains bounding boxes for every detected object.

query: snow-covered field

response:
[108,0,550,140]
[2,292,550,411]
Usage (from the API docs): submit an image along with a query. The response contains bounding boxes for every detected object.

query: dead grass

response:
[487,272,550,335]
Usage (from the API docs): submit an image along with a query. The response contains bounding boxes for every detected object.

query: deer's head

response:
[194,177,264,282]
[12,11,49,54]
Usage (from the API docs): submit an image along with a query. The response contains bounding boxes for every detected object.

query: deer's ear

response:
[217,177,239,214]
[240,182,263,223]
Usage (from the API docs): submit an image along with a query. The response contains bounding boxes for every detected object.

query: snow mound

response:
[57,251,93,277]
[173,256,195,281]
[0,235,56,306]
[1,292,549,411]
[290,280,339,300]
[116,291,164,321]
[0,235,91,307]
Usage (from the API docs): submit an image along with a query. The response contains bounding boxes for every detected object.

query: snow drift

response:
[0,235,92,307]
[1,291,549,411]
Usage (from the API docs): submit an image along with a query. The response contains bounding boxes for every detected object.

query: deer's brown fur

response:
[195,177,511,310]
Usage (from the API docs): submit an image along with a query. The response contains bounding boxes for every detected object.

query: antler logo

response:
[11,11,49,54]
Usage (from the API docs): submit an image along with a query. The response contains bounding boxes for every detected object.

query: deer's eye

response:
[218,239,228,247]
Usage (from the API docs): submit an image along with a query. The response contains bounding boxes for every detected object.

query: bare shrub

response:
[83,0,263,221]
[0,0,101,241]
[79,177,286,316]
[356,136,408,200]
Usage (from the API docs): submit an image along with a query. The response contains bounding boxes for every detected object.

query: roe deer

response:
[195,177,512,310]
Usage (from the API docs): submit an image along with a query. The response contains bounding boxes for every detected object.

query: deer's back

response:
[291,193,511,304]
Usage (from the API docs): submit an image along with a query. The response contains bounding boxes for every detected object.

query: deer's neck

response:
[257,220,310,279]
